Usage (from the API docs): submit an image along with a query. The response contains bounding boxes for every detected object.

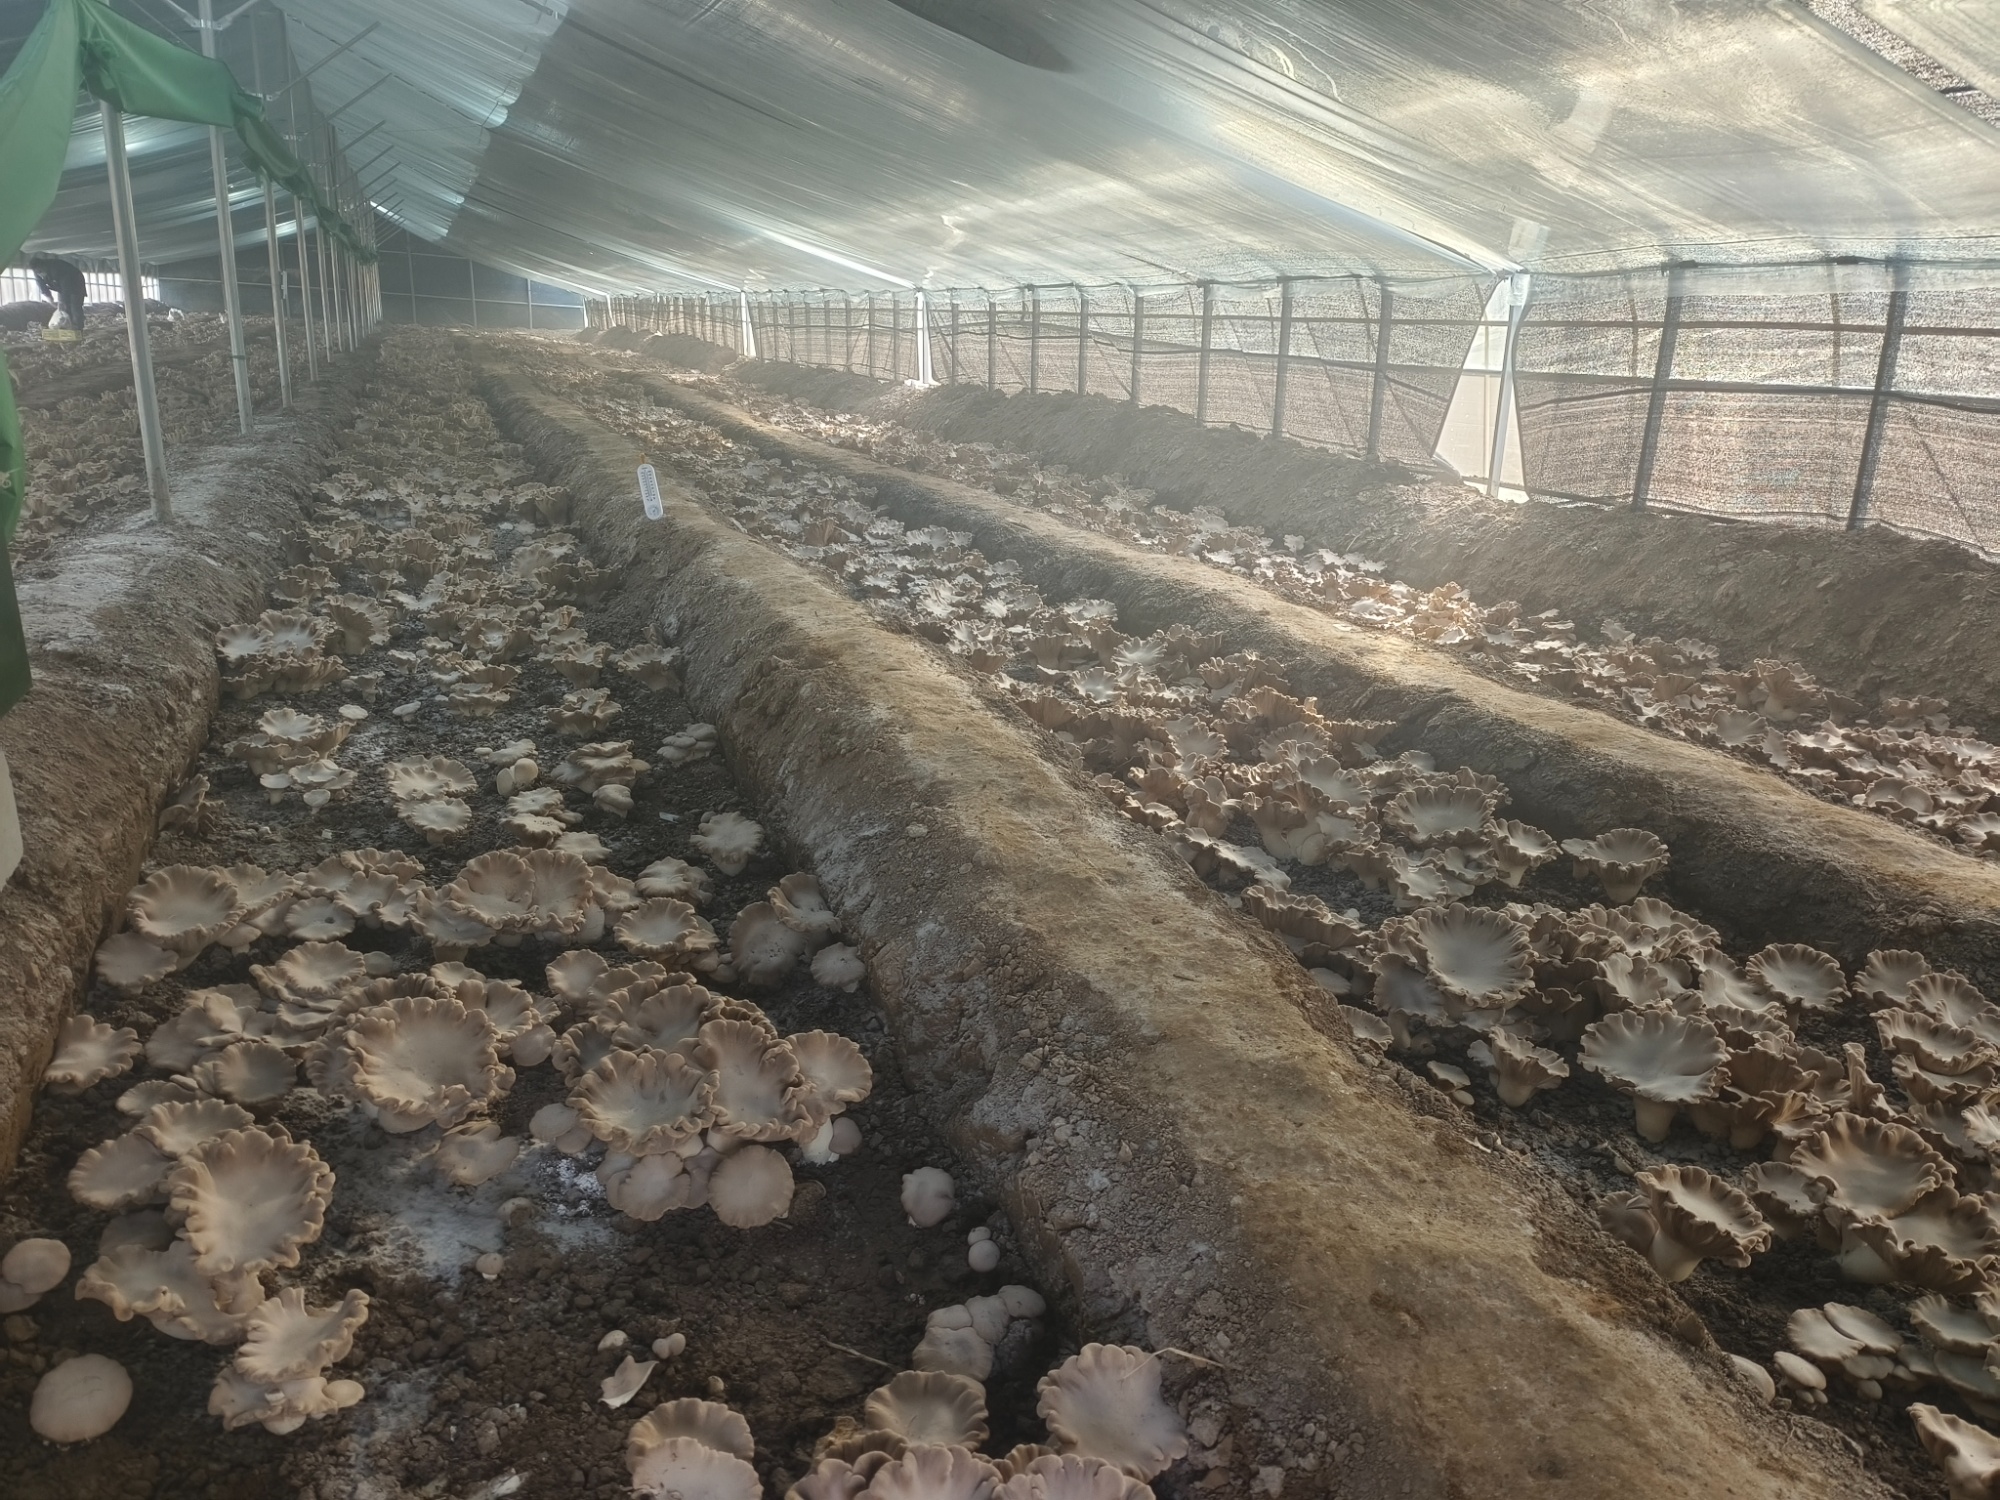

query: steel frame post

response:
[916,292,934,386]
[1486,273,1530,499]
[1196,281,1215,425]
[1632,264,1689,510]
[1028,287,1041,394]
[198,0,253,430]
[865,293,877,378]
[103,104,170,520]
[1366,277,1393,461]
[292,192,318,381]
[1271,278,1295,439]
[1128,290,1143,406]
[1075,285,1089,396]
[262,180,292,405]
[986,296,997,391]
[1850,266,1910,531]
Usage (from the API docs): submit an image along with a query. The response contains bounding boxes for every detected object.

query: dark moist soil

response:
[0,334,1062,1500]
[499,334,1954,1500]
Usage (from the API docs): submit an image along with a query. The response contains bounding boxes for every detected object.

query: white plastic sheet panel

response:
[1862,0,2000,97]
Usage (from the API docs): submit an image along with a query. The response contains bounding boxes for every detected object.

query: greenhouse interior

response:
[5,0,2000,1496]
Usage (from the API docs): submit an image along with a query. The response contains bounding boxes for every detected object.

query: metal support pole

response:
[842,295,853,372]
[788,293,799,361]
[865,293,877,378]
[1365,278,1393,461]
[1075,286,1089,396]
[1028,287,1041,394]
[1196,282,1215,425]
[890,294,902,381]
[262,179,292,405]
[1486,273,1530,500]
[948,295,959,385]
[103,105,170,521]
[199,0,253,431]
[1129,291,1143,405]
[1271,278,1294,439]
[986,296,997,391]
[292,193,318,381]
[1632,264,1688,511]
[1850,267,1909,531]
[916,292,934,386]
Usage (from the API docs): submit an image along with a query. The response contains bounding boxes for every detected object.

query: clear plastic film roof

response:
[249,0,2000,295]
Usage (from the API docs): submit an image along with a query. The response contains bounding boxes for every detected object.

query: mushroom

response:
[321,995,514,1132]
[385,756,477,803]
[1578,1010,1727,1141]
[30,1354,132,1443]
[1911,1403,2000,1500]
[1790,1113,1950,1221]
[729,902,812,987]
[75,1236,264,1343]
[616,643,683,690]
[435,1121,522,1187]
[1486,820,1558,887]
[995,1455,1152,1500]
[43,1015,141,1093]
[789,1031,875,1122]
[864,1371,990,1447]
[1742,1162,1827,1241]
[67,1133,174,1212]
[93,932,177,993]
[1600,1165,1771,1282]
[1560,828,1670,902]
[602,1353,659,1409]
[167,1127,335,1276]
[553,740,650,793]
[658,724,719,766]
[616,899,722,966]
[770,873,841,942]
[402,798,474,845]
[188,1040,297,1106]
[1788,1302,1905,1388]
[903,1168,957,1228]
[637,857,713,906]
[692,811,765,875]
[236,1288,371,1382]
[813,944,868,992]
[628,1437,762,1500]
[1382,784,1492,848]
[864,1445,1002,1500]
[1855,949,1932,1009]
[629,1397,755,1465]
[1392,903,1532,1009]
[572,1049,718,1155]
[208,1366,364,1434]
[1745,944,1846,1012]
[1036,1345,1189,1480]
[0,1238,71,1312]
[697,1020,811,1141]
[127,865,246,960]
[707,1143,795,1228]
[1470,1028,1569,1107]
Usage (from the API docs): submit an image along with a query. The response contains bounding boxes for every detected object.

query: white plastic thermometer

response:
[637,460,664,520]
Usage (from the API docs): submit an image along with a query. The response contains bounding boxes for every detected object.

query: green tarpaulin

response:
[0,0,375,717]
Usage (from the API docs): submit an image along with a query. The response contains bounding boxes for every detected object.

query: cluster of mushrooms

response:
[704,384,2000,860]
[543,361,2000,1495]
[613,1323,1188,1500]
[12,335,897,1463]
[7,314,285,547]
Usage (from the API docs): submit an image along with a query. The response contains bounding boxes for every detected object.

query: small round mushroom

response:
[968,1238,1002,1274]
[811,944,867,992]
[902,1167,956,1228]
[0,1237,71,1312]
[30,1354,133,1443]
[708,1144,794,1228]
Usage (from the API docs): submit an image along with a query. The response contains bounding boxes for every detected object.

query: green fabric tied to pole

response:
[0,0,377,717]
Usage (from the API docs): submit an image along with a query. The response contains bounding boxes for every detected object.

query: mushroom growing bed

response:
[466,330,2000,1499]
[0,335,1126,1499]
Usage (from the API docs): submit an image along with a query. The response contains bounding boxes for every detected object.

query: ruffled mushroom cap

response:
[602,1152,693,1220]
[615,898,721,966]
[335,995,513,1132]
[692,811,765,876]
[554,1017,624,1086]
[1788,1303,1903,1381]
[1560,828,1669,903]
[43,1015,141,1093]
[190,1040,298,1105]
[628,1397,756,1465]
[628,1436,763,1500]
[237,1288,371,1381]
[402,798,474,844]
[1397,903,1532,1007]
[771,873,841,941]
[253,940,367,1002]
[995,1455,1152,1500]
[1856,950,1932,1009]
[813,944,869,992]
[76,1236,263,1342]
[1382,784,1491,848]
[708,1144,795,1228]
[864,1446,1002,1500]
[572,1049,718,1154]
[435,1121,521,1186]
[1632,1165,1771,1281]
[1790,1113,1950,1221]
[1910,1295,1998,1355]
[1746,944,1846,1012]
[68,1132,173,1211]
[1910,1403,2000,1500]
[166,1127,334,1276]
[1578,1011,1727,1141]
[1743,1162,1827,1241]
[30,1354,132,1443]
[385,756,477,802]
[134,1097,256,1158]
[94,932,177,992]
[865,1372,990,1447]
[790,1031,874,1118]
[1476,1028,1569,1107]
[1843,1188,2000,1293]
[637,856,713,906]
[1486,820,1558,887]
[208,1366,363,1434]
[729,902,813,988]
[697,1020,811,1141]
[145,987,263,1073]
[128,866,245,958]
[1036,1345,1189,1480]
[608,982,714,1055]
